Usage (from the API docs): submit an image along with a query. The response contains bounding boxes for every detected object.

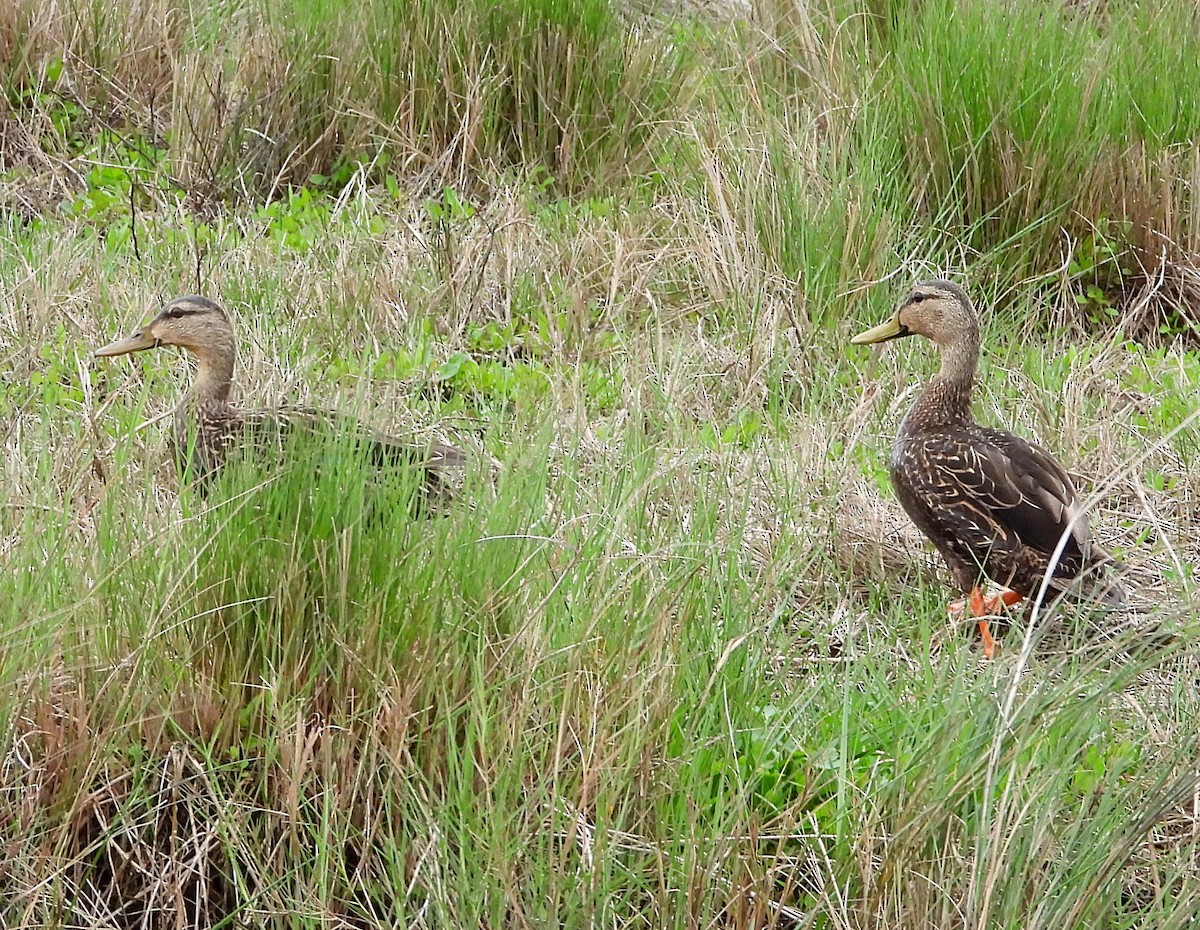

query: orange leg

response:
[947,588,1023,658]
[971,588,999,660]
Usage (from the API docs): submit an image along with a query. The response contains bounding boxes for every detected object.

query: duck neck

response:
[186,345,235,409]
[906,338,979,429]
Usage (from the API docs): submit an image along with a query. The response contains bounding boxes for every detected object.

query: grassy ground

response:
[2,0,1200,927]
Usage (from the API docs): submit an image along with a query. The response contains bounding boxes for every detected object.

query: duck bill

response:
[94,331,159,357]
[850,315,909,345]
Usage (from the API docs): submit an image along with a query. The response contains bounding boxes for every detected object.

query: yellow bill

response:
[94,330,159,357]
[850,314,908,345]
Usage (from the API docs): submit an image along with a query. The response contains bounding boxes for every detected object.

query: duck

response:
[94,295,465,499]
[850,279,1124,656]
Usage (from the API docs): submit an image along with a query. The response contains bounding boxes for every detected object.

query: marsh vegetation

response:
[2,0,1199,926]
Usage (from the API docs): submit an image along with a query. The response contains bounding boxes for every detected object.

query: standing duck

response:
[851,280,1123,656]
[94,295,465,497]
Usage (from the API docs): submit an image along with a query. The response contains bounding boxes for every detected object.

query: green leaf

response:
[435,352,469,380]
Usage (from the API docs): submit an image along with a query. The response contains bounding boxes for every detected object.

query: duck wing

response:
[892,427,1090,592]
[175,403,465,505]
[965,426,1091,561]
[240,404,466,474]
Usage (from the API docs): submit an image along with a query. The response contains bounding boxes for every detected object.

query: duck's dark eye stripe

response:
[160,296,225,320]
[162,303,219,320]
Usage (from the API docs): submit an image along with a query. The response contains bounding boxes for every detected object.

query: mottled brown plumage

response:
[852,280,1123,624]
[95,295,465,497]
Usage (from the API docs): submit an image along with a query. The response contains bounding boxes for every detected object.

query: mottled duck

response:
[95,295,465,499]
[851,280,1123,656]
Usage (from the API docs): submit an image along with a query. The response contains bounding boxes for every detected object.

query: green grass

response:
[8,409,1198,926]
[3,0,1200,926]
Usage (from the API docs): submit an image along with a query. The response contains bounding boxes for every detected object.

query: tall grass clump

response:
[370,0,696,189]
[0,427,778,924]
[3,0,695,199]
[4,411,1200,926]
[861,0,1200,306]
[725,0,1200,329]
[161,0,698,197]
[0,0,178,130]
[690,113,896,326]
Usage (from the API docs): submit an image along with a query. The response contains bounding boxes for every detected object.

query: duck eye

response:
[911,293,928,304]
